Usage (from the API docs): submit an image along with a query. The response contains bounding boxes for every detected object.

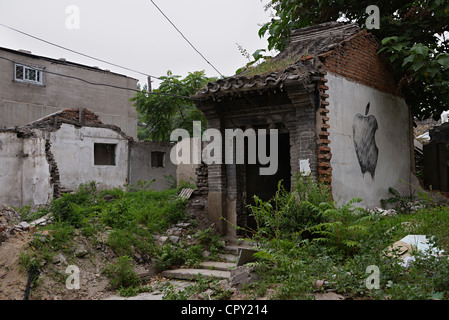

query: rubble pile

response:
[0,207,22,245]
[0,207,53,246]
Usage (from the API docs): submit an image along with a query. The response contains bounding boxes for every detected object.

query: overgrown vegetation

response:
[18,180,226,295]
[245,175,449,300]
[17,175,449,300]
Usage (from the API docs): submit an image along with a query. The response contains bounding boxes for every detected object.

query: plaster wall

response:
[176,138,200,186]
[0,132,52,208]
[326,72,413,207]
[129,141,177,191]
[47,123,129,191]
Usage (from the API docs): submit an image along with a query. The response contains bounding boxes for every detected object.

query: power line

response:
[0,22,189,89]
[149,0,224,77]
[0,22,149,77]
[0,55,192,100]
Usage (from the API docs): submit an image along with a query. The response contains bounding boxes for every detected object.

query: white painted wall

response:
[0,132,52,208]
[46,124,129,191]
[326,72,414,207]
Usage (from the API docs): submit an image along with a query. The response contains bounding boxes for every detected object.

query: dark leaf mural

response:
[353,102,378,179]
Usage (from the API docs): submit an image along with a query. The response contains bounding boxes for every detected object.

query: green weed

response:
[104,255,141,290]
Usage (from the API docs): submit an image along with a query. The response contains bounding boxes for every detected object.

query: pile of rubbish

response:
[0,207,53,245]
[386,234,446,268]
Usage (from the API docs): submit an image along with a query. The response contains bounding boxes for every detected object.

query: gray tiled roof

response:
[192,22,361,100]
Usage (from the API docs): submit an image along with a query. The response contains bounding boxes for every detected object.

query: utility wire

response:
[0,22,190,89]
[0,22,148,77]
[0,55,192,100]
[149,0,224,77]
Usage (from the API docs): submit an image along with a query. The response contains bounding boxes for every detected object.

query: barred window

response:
[14,63,43,85]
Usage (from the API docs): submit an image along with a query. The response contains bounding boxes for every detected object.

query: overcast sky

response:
[0,0,275,88]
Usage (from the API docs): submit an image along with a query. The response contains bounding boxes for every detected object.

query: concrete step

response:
[218,253,237,263]
[198,261,236,271]
[223,244,255,255]
[161,268,231,281]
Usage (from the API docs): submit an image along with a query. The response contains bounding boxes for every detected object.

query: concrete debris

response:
[386,234,445,268]
[370,201,425,216]
[236,247,259,267]
[30,213,53,227]
[75,245,89,258]
[229,266,260,287]
[18,221,30,230]
[175,222,191,229]
[1,208,54,247]
[313,292,346,300]
[52,253,67,265]
[369,207,397,216]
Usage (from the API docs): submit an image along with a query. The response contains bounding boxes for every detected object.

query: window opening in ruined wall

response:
[151,151,165,168]
[94,143,116,166]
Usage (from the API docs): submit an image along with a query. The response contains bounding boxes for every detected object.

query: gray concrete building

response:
[0,47,138,139]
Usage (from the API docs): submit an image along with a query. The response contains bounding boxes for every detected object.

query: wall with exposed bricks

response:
[319,30,399,97]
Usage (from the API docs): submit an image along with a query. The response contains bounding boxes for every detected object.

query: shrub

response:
[247,174,331,241]
[104,256,141,290]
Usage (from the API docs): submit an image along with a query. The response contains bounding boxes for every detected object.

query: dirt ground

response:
[0,231,31,300]
[0,226,124,300]
[0,195,218,301]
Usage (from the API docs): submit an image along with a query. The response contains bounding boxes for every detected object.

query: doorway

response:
[243,130,291,232]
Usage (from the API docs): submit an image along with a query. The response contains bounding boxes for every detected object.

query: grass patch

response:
[104,255,141,290]
[238,54,302,78]
[245,176,449,300]
[18,181,192,292]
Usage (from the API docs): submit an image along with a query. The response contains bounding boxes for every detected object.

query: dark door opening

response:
[244,131,291,233]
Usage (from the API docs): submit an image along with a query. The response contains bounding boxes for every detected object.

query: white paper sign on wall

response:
[299,159,311,176]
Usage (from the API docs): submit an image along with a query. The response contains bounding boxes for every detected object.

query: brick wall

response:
[319,30,399,97]
[316,71,332,188]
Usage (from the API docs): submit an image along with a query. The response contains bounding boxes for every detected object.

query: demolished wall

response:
[0,130,53,208]
[128,141,177,191]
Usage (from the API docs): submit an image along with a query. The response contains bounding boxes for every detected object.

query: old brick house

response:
[192,22,418,238]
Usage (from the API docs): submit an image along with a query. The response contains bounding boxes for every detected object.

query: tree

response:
[258,1,449,120]
[131,70,214,141]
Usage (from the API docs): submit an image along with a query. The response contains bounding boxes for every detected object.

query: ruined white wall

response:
[0,132,52,208]
[326,72,414,207]
[175,137,201,186]
[129,140,177,191]
[47,123,129,191]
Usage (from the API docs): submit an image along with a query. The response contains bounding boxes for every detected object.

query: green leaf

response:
[412,61,426,72]
[411,44,429,56]
[389,54,399,63]
[437,56,449,70]
[252,49,267,61]
[381,36,398,45]
[402,54,415,67]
